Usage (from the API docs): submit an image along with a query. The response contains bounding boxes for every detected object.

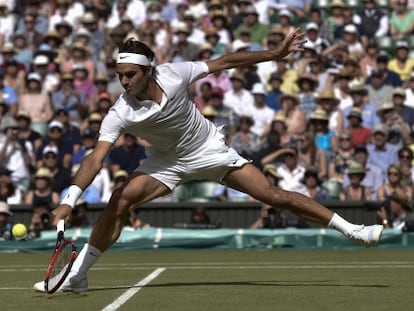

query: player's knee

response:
[109,187,133,215]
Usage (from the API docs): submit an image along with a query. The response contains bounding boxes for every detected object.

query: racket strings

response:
[47,242,73,290]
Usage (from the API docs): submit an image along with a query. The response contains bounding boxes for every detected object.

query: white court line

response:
[101,267,165,311]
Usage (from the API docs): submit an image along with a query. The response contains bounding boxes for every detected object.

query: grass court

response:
[1,249,413,311]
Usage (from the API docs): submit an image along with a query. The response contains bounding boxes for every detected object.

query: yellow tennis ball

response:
[12,223,27,239]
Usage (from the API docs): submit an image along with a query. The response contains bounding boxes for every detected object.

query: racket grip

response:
[57,219,65,233]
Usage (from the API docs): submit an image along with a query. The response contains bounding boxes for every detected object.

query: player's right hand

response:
[52,204,73,227]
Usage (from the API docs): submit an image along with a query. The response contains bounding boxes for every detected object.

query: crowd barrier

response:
[0,227,412,253]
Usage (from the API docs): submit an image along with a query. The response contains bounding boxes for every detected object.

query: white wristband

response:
[61,185,83,209]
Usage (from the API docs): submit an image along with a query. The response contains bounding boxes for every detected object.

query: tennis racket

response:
[44,219,77,294]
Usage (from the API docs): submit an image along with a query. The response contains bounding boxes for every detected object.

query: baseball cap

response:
[81,128,94,138]
[372,123,388,135]
[27,72,41,81]
[343,24,358,33]
[251,83,266,95]
[0,201,12,216]
[48,120,64,130]
[42,145,59,155]
[305,22,319,31]
[33,55,49,65]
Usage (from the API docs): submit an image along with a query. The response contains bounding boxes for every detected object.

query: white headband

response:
[117,53,151,66]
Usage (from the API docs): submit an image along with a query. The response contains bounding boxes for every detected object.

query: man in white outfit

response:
[34,29,383,293]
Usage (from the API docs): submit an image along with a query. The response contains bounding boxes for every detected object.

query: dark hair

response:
[398,146,414,159]
[118,38,155,73]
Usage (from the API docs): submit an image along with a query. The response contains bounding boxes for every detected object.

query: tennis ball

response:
[12,223,27,239]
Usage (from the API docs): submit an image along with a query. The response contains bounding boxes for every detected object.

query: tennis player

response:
[34,29,383,293]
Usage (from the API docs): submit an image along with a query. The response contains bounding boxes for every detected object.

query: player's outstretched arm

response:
[206,28,306,73]
[52,140,113,226]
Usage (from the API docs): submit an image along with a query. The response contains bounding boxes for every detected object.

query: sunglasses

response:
[44,154,57,159]
[399,154,412,159]
[339,137,351,141]
[387,171,399,176]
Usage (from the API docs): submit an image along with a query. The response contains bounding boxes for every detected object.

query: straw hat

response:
[0,201,12,216]
[348,80,368,94]
[347,161,366,175]
[35,167,52,179]
[346,107,363,121]
[376,101,395,117]
[202,106,217,117]
[273,113,286,124]
[310,108,329,121]
[315,89,340,105]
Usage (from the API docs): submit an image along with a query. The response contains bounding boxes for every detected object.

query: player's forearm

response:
[208,49,282,73]
[73,155,103,190]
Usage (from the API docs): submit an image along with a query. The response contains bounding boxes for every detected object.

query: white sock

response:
[328,213,358,236]
[70,243,102,279]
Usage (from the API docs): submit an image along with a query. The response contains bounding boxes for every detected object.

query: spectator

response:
[264,72,283,112]
[343,80,380,129]
[297,131,328,180]
[0,66,18,115]
[39,145,71,193]
[31,55,60,94]
[234,5,269,45]
[0,166,23,204]
[333,68,353,111]
[376,101,410,148]
[377,188,413,229]
[3,59,26,97]
[299,166,331,201]
[24,167,60,206]
[367,124,400,180]
[367,53,402,87]
[366,69,395,108]
[37,120,73,170]
[276,147,306,193]
[80,112,103,140]
[71,64,96,109]
[392,87,414,130]
[397,146,414,187]
[11,32,34,72]
[309,108,335,158]
[111,169,128,192]
[79,12,106,57]
[277,93,306,135]
[340,161,372,201]
[360,41,380,80]
[389,0,414,40]
[67,199,90,228]
[15,112,41,159]
[229,115,261,160]
[315,88,344,134]
[0,117,30,191]
[164,22,199,62]
[51,72,86,125]
[223,71,254,117]
[26,201,52,240]
[342,144,384,200]
[342,24,364,59]
[181,9,206,46]
[346,107,372,148]
[296,74,318,119]
[378,163,413,202]
[204,27,226,57]
[72,129,97,167]
[252,130,281,169]
[109,133,147,175]
[16,11,45,48]
[303,22,330,55]
[354,0,389,45]
[329,130,355,182]
[388,41,414,82]
[194,81,212,111]
[55,107,82,153]
[18,72,53,137]
[0,201,13,240]
[247,83,275,138]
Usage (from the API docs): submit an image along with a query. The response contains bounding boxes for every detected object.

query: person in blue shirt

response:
[264,72,283,112]
[367,124,400,180]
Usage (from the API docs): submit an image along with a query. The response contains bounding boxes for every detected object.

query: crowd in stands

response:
[2,0,414,238]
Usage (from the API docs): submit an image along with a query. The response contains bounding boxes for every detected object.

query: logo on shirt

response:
[119,56,128,59]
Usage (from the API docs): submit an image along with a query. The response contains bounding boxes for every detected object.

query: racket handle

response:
[57,219,65,233]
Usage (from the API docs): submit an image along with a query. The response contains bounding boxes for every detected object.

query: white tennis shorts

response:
[136,130,250,190]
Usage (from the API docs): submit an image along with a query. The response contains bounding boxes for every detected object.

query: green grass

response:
[1,249,414,311]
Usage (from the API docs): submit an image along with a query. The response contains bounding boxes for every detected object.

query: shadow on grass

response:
[84,280,389,293]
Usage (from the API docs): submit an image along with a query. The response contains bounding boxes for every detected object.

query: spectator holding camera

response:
[0,117,30,191]
[27,201,53,240]
[377,188,413,229]
[377,164,413,202]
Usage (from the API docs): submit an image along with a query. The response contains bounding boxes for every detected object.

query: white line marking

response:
[101,267,165,311]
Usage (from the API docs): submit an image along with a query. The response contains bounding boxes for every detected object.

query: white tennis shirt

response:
[98,61,217,157]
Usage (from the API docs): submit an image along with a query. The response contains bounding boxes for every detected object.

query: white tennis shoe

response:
[33,275,88,293]
[348,224,384,247]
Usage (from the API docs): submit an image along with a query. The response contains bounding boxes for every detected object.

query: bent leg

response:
[223,164,333,225]
[89,172,170,252]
